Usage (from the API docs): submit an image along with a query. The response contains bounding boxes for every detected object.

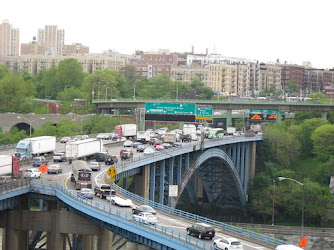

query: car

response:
[155,145,165,151]
[47,164,63,174]
[275,245,303,250]
[97,133,110,140]
[81,135,89,140]
[73,135,82,141]
[213,237,243,249]
[77,188,94,199]
[132,141,143,148]
[111,133,119,141]
[137,144,146,152]
[132,205,156,215]
[96,152,107,162]
[32,156,48,167]
[24,168,42,179]
[143,147,156,156]
[89,161,101,171]
[132,212,157,225]
[186,223,215,239]
[162,143,173,149]
[60,137,71,143]
[105,154,118,165]
[153,140,162,146]
[123,140,133,147]
[181,134,191,142]
[53,152,67,162]
[107,196,134,207]
[120,151,133,160]
[148,138,157,145]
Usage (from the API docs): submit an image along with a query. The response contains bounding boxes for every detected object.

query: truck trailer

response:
[136,131,151,143]
[66,139,104,163]
[0,155,21,180]
[114,124,137,139]
[70,160,92,190]
[15,136,56,160]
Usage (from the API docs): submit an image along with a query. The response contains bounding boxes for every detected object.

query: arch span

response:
[170,148,246,210]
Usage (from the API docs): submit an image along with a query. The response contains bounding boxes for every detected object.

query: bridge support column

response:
[236,143,241,173]
[82,235,94,250]
[97,228,113,250]
[168,158,174,205]
[185,153,189,171]
[47,210,65,250]
[226,109,232,127]
[244,143,249,194]
[149,163,156,201]
[123,178,127,190]
[134,164,150,199]
[240,143,245,186]
[3,228,28,250]
[276,110,282,125]
[159,160,165,204]
[322,111,328,119]
[125,242,150,249]
[248,142,257,183]
[232,144,237,165]
[197,172,204,201]
[176,156,182,185]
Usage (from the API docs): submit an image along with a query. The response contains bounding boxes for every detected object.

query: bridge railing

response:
[30,180,216,250]
[0,179,31,193]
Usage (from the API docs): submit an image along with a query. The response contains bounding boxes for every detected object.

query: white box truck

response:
[114,124,137,139]
[136,131,151,143]
[15,136,56,160]
[66,139,104,163]
[183,124,197,140]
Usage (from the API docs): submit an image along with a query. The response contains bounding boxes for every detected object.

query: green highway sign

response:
[196,106,213,120]
[250,109,264,114]
[145,102,195,115]
[267,110,285,115]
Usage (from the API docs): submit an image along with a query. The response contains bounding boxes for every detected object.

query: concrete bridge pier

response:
[2,227,28,250]
[125,242,150,250]
[134,164,150,199]
[322,111,328,119]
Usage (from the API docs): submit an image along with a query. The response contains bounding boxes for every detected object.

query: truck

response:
[70,160,92,190]
[94,184,116,199]
[183,124,197,141]
[136,131,151,143]
[0,155,21,181]
[225,127,236,136]
[66,139,104,163]
[114,124,137,139]
[164,133,178,143]
[208,128,225,139]
[15,136,56,160]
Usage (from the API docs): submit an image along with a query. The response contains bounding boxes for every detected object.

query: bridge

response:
[0,135,293,249]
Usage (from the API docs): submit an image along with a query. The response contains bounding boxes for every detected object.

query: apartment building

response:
[170,66,209,85]
[279,64,305,90]
[21,41,47,55]
[62,43,89,56]
[208,64,238,95]
[37,25,64,55]
[0,55,125,75]
[0,20,20,56]
[259,64,282,92]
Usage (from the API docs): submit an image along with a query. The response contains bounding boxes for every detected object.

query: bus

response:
[207,128,224,139]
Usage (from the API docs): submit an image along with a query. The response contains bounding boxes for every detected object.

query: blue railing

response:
[30,180,216,250]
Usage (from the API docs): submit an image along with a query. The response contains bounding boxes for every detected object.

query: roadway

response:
[29,140,270,250]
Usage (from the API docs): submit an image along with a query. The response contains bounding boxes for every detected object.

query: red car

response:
[153,140,162,146]
[60,137,71,143]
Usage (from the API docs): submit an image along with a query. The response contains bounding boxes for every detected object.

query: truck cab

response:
[15,140,30,159]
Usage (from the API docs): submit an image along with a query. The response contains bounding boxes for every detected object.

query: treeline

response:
[248,113,334,226]
[0,59,215,114]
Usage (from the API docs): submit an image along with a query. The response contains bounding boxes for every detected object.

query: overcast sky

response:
[2,0,334,69]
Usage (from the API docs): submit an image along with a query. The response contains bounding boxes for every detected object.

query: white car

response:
[89,161,101,171]
[213,237,243,250]
[24,168,42,179]
[275,245,303,250]
[132,212,157,225]
[123,140,133,147]
[107,196,134,207]
[143,147,156,156]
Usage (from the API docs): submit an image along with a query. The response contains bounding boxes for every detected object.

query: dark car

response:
[132,205,156,215]
[186,223,215,239]
[132,142,143,148]
[32,156,48,167]
[105,154,118,165]
[181,134,191,142]
[137,144,146,152]
[96,152,107,162]
[148,138,157,145]
[120,151,133,160]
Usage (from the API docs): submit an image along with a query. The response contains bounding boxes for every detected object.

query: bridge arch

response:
[171,148,246,212]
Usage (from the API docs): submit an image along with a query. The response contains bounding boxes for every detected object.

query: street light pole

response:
[272,179,276,226]
[278,176,305,236]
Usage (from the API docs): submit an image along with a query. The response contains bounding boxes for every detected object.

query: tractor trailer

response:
[66,139,104,163]
[14,136,56,160]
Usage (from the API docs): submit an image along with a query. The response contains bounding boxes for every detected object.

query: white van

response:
[275,245,303,250]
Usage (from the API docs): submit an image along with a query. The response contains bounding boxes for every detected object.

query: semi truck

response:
[15,136,56,160]
[164,133,179,143]
[70,160,92,190]
[136,131,151,143]
[225,127,236,135]
[183,124,197,141]
[114,124,137,139]
[0,155,21,181]
[66,139,104,163]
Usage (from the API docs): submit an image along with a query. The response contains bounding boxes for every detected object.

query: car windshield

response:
[142,206,154,212]
[146,214,155,219]
[26,170,32,173]
[81,189,91,192]
[231,242,242,246]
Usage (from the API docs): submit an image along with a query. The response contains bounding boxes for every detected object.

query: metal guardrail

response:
[0,179,31,193]
[30,180,216,250]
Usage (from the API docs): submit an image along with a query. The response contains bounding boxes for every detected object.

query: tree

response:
[308,92,328,103]
[285,80,299,95]
[311,124,334,161]
[57,58,86,89]
[0,65,10,80]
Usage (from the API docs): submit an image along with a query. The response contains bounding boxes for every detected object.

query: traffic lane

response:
[94,169,270,250]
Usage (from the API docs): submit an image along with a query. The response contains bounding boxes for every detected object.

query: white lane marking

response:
[95,169,107,186]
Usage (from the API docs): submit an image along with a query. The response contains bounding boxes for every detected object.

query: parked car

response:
[60,137,71,143]
[132,212,157,225]
[53,152,67,162]
[24,168,42,179]
[107,196,134,207]
[89,161,101,171]
[186,223,215,239]
[132,142,143,148]
[96,152,107,162]
[143,147,155,156]
[77,188,94,199]
[123,140,134,147]
[137,144,146,152]
[105,154,118,165]
[32,156,48,167]
[132,205,156,215]
[155,145,165,151]
[213,237,243,249]
[47,164,63,174]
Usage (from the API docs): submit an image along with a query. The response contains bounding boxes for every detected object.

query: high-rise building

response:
[0,20,19,56]
[37,25,64,55]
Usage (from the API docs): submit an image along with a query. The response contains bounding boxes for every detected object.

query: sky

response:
[2,0,334,69]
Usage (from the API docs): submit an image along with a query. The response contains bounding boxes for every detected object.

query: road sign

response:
[108,177,115,182]
[107,166,117,178]
[145,102,195,115]
[267,110,285,115]
[195,106,213,121]
[169,185,178,197]
[249,113,264,120]
[250,109,263,114]
[299,236,307,248]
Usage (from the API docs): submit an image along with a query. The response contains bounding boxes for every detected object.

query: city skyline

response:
[1,0,334,69]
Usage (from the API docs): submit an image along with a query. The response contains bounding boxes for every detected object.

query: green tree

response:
[0,65,10,80]
[311,124,334,161]
[308,92,328,103]
[286,80,299,95]
[57,58,86,89]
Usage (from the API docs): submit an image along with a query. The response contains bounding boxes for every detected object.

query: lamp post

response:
[78,114,93,136]
[272,179,276,226]
[133,82,136,100]
[98,84,105,100]
[278,176,305,236]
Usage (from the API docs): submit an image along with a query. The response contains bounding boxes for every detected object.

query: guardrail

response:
[30,180,216,250]
[0,179,31,193]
